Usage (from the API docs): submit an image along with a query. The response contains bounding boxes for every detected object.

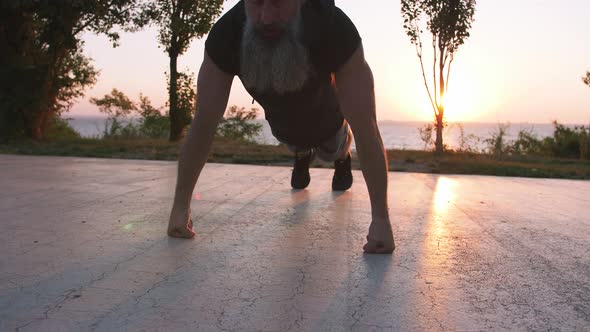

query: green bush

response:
[100,115,170,140]
[484,121,589,160]
[549,122,586,159]
[46,116,81,141]
[215,106,262,143]
[417,123,434,150]
[511,128,544,156]
[485,123,510,157]
[581,131,589,160]
[102,118,140,139]
[454,123,481,153]
[139,114,170,139]
[91,89,171,140]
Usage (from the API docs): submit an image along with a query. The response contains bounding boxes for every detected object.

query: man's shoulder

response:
[303,0,359,40]
[304,0,353,24]
[307,0,335,12]
[205,1,245,75]
[303,0,361,73]
[303,0,335,22]
[209,1,246,39]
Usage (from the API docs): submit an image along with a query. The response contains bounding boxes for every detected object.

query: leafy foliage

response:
[140,0,223,55]
[484,123,509,156]
[453,123,481,153]
[418,123,434,150]
[89,86,261,143]
[45,116,82,141]
[54,44,99,115]
[138,93,162,118]
[138,0,223,141]
[216,106,263,143]
[482,122,589,160]
[510,128,543,156]
[137,93,170,139]
[90,89,141,138]
[90,89,172,139]
[166,69,196,132]
[90,88,137,119]
[0,0,142,140]
[140,114,171,139]
[547,122,588,159]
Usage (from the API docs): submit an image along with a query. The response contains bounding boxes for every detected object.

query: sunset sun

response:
[442,75,478,122]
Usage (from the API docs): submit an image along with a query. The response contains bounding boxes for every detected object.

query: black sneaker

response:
[332,152,353,191]
[291,149,315,189]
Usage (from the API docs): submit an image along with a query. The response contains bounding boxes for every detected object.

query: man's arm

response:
[334,43,395,253]
[167,51,233,238]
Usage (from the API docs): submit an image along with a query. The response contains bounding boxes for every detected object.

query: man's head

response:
[244,0,306,42]
[240,0,310,95]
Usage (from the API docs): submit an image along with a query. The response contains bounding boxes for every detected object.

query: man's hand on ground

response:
[167,206,196,239]
[363,218,395,254]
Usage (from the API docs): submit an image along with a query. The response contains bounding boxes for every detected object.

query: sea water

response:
[66,116,566,151]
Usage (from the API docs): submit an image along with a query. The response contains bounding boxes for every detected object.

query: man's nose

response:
[260,1,277,25]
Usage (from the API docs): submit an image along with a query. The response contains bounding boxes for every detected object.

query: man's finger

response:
[363,241,378,253]
[168,227,195,239]
[363,239,394,254]
[374,246,393,254]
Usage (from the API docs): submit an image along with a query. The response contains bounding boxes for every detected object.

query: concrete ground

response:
[0,154,589,331]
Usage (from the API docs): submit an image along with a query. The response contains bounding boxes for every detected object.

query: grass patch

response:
[387,150,590,179]
[1,138,589,180]
[0,137,293,163]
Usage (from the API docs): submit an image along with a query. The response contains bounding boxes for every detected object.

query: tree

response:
[401,0,476,153]
[90,88,137,119]
[90,88,137,136]
[91,89,172,139]
[166,69,197,136]
[54,45,100,116]
[140,0,223,142]
[0,1,140,141]
[138,93,162,117]
[583,71,590,87]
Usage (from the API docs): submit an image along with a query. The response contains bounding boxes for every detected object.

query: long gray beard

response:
[240,14,311,95]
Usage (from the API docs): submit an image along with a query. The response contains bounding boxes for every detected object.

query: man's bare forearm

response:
[335,46,390,223]
[346,80,390,221]
[354,124,389,221]
[171,53,233,210]
[173,113,221,209]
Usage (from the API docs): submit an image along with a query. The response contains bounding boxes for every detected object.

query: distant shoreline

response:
[62,114,587,127]
[63,115,578,151]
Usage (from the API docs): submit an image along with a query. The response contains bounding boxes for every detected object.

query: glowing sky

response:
[72,0,590,124]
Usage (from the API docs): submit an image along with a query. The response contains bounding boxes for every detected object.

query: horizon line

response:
[63,115,588,126]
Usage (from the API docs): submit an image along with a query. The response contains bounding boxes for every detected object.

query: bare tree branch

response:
[415,31,437,114]
[445,54,454,95]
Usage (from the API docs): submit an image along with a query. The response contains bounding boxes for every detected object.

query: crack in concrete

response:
[13,238,161,331]
[463,209,590,321]
[89,272,183,331]
[13,244,152,331]
[14,288,79,332]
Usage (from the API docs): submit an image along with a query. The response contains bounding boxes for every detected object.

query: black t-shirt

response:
[205,0,361,148]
